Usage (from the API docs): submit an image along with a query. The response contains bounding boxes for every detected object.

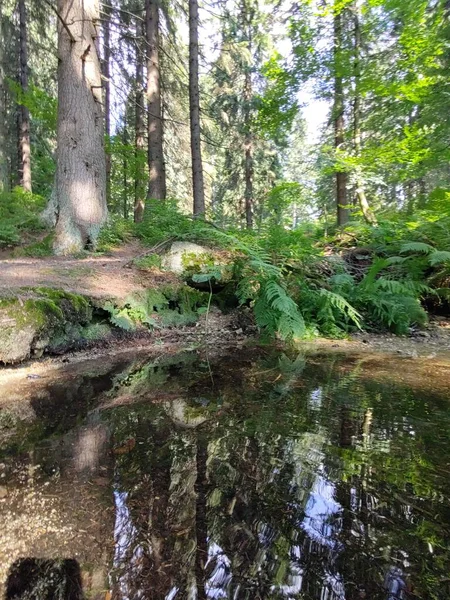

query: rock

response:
[0,486,7,499]
[0,288,93,365]
[416,331,431,338]
[161,242,210,274]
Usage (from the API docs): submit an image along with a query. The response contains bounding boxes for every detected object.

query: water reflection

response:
[5,558,83,600]
[0,350,449,599]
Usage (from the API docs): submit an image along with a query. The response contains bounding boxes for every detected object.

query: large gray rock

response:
[161,241,210,274]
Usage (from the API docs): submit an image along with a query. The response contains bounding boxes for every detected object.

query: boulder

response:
[0,288,92,364]
[161,241,210,274]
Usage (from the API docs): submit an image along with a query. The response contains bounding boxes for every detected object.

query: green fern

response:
[319,290,362,329]
[253,279,305,340]
[428,250,450,266]
[400,241,434,255]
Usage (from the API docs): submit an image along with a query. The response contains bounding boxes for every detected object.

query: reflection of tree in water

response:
[102,352,450,599]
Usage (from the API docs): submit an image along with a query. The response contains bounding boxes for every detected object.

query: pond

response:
[0,348,449,600]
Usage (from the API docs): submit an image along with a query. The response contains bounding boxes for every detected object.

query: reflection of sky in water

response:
[309,388,323,410]
[302,470,341,549]
[112,489,145,600]
[206,541,232,599]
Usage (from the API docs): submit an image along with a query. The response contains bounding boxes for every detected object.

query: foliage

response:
[97,215,134,251]
[0,187,46,247]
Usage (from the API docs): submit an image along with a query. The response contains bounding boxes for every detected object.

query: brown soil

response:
[0,242,179,301]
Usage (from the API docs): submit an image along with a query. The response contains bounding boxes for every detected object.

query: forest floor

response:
[0,241,179,301]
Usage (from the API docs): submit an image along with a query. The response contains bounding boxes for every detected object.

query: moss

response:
[180,251,235,284]
[0,287,94,364]
[12,233,54,258]
[161,284,209,313]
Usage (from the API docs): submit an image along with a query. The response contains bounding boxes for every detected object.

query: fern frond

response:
[320,289,362,328]
[400,242,434,255]
[429,251,450,266]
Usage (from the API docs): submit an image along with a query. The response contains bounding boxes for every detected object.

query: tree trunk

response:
[0,0,9,192]
[123,122,128,219]
[243,1,254,229]
[134,16,146,222]
[189,0,205,216]
[54,0,107,255]
[333,5,348,226]
[18,0,32,192]
[102,1,111,204]
[353,0,377,225]
[145,0,166,202]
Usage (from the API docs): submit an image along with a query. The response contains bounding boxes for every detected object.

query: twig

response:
[42,0,76,43]
[122,237,176,268]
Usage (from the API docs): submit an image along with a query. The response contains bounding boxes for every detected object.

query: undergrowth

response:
[96,198,450,340]
[0,187,46,247]
[5,192,448,341]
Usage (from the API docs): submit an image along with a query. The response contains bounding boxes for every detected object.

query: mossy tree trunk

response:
[54,0,107,255]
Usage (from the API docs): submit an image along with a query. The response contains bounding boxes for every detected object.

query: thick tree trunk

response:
[102,1,111,204]
[189,0,205,216]
[334,6,349,226]
[145,0,166,202]
[18,0,31,192]
[134,16,146,222]
[0,0,9,193]
[54,0,107,255]
[353,0,377,225]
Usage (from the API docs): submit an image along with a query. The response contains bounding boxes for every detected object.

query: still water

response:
[0,348,449,600]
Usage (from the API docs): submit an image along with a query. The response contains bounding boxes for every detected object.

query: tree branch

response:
[42,0,76,43]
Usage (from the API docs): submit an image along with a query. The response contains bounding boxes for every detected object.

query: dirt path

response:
[0,242,177,301]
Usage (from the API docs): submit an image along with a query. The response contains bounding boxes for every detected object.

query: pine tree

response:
[0,0,9,192]
[333,1,348,226]
[145,0,166,201]
[54,0,107,254]
[189,0,205,216]
[134,11,146,222]
[18,0,31,192]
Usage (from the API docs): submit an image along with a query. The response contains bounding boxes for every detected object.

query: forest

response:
[1,0,450,342]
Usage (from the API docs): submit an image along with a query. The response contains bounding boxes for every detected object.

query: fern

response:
[428,250,450,266]
[253,279,305,340]
[319,290,362,329]
[400,242,434,255]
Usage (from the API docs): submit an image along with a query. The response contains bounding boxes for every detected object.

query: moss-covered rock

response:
[0,288,93,364]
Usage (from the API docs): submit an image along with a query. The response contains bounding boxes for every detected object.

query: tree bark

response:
[0,0,9,192]
[243,1,254,229]
[54,0,107,255]
[353,0,377,225]
[145,0,166,202]
[189,0,205,216]
[333,5,349,226]
[18,0,32,192]
[123,121,128,219]
[102,1,111,205]
[134,15,146,222]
